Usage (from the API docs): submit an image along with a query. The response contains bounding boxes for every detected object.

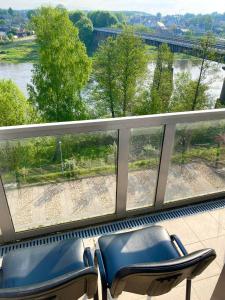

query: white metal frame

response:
[1,109,225,243]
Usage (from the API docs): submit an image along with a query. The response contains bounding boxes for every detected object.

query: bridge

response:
[93,28,225,63]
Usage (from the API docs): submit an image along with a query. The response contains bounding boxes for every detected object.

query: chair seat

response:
[98,225,180,287]
[0,238,85,289]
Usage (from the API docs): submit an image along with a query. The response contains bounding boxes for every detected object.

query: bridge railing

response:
[94,28,225,55]
[94,27,225,51]
[1,109,225,243]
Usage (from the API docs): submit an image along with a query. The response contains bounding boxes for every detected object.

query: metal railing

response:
[94,28,225,54]
[1,109,225,244]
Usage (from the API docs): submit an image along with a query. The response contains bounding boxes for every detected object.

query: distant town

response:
[0,8,225,42]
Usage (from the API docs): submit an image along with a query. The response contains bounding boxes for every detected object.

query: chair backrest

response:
[0,268,97,300]
[110,248,216,298]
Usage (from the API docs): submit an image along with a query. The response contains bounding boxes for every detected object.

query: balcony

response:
[1,109,225,299]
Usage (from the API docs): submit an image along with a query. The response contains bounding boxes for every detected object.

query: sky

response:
[0,0,224,15]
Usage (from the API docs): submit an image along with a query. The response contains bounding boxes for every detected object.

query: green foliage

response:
[69,11,94,54]
[192,33,216,110]
[88,11,119,27]
[92,27,148,117]
[0,132,117,185]
[114,12,126,24]
[27,10,37,20]
[28,7,92,122]
[75,16,94,55]
[132,24,154,34]
[150,44,174,114]
[170,72,210,112]
[188,15,213,32]
[69,10,86,24]
[92,37,119,117]
[0,79,36,126]
[7,33,14,41]
[8,7,14,17]
[0,39,38,63]
[134,44,174,115]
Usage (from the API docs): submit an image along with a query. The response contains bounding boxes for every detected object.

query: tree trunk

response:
[192,55,205,110]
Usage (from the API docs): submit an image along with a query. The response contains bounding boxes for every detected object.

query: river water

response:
[0,60,224,100]
[0,63,32,97]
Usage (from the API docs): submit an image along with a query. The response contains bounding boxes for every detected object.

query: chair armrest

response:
[0,267,97,298]
[95,249,108,289]
[171,234,188,256]
[113,248,216,280]
[84,247,94,267]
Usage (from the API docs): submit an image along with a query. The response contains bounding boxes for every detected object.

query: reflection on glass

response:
[165,120,225,202]
[0,131,118,232]
[127,127,163,210]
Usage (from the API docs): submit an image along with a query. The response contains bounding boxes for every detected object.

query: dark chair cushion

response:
[98,225,180,287]
[0,238,85,289]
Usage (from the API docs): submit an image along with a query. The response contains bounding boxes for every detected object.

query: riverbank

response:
[0,38,198,64]
[0,37,38,63]
[1,59,223,99]
[147,44,200,61]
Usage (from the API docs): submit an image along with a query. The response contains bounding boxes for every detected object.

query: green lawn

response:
[146,44,199,61]
[0,38,199,64]
[0,38,38,63]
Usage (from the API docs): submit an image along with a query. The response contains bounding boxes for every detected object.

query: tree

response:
[69,10,86,24]
[8,7,14,17]
[28,7,91,122]
[69,11,94,54]
[156,13,162,21]
[0,80,34,126]
[150,43,174,114]
[92,37,118,117]
[192,33,216,110]
[88,11,119,28]
[92,27,148,117]
[170,72,210,112]
[27,10,37,20]
[116,27,148,116]
[114,12,126,24]
[170,72,210,159]
[75,16,94,54]
[7,33,14,41]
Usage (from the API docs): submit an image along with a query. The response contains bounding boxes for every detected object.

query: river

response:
[0,60,224,100]
[0,63,32,97]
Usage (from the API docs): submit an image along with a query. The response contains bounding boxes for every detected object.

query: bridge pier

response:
[220,79,225,105]
[219,67,225,105]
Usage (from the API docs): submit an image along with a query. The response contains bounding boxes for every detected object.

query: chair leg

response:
[94,288,99,300]
[102,286,107,300]
[186,279,192,300]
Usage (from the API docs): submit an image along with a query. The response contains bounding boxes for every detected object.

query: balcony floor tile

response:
[182,212,221,241]
[159,217,200,245]
[84,206,225,300]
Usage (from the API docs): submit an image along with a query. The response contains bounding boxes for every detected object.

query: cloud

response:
[0,0,224,14]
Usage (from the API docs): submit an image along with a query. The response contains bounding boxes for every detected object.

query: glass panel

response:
[165,120,225,203]
[127,126,164,210]
[0,131,118,232]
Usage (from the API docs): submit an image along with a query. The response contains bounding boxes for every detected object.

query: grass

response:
[146,44,200,62]
[0,38,38,63]
[3,146,220,187]
[0,38,199,64]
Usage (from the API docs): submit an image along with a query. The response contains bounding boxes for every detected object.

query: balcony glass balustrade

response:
[0,109,225,243]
